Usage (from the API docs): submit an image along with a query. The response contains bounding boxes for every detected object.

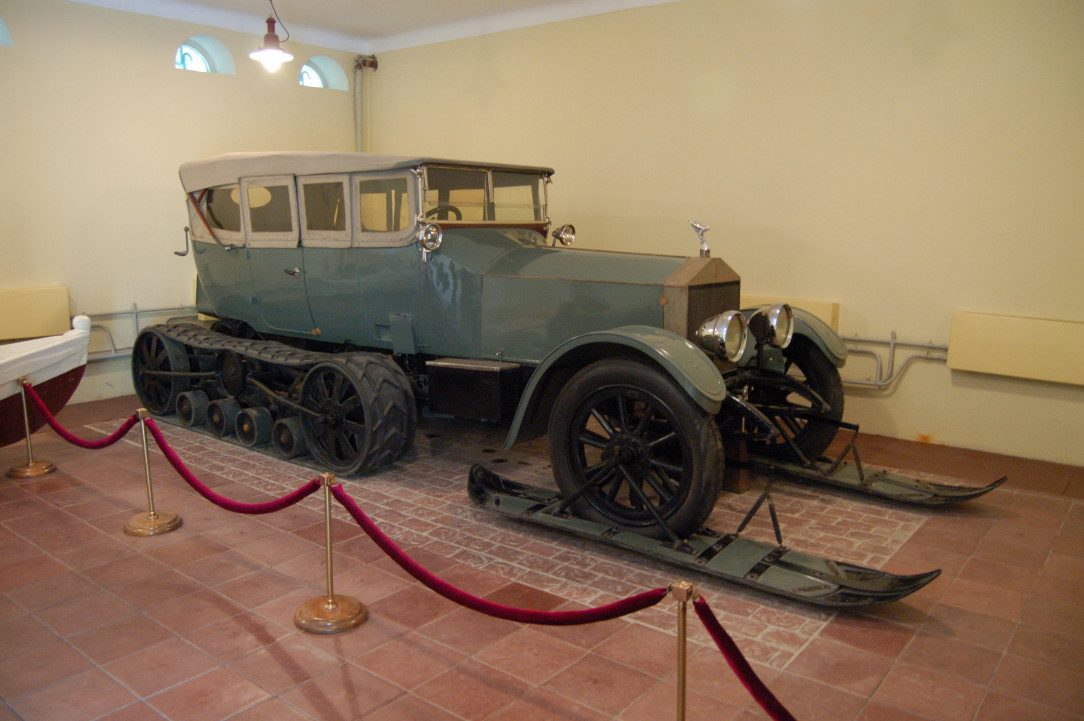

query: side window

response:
[189,184,245,246]
[241,176,298,247]
[424,167,487,222]
[299,175,351,248]
[354,173,415,247]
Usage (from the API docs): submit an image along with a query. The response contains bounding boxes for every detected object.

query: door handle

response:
[284,267,300,276]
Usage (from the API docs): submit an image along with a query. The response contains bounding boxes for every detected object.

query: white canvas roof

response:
[179,151,553,192]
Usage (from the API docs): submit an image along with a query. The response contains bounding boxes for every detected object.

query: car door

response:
[241,175,318,336]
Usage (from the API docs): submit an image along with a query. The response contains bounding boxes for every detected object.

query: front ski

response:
[468,465,940,608]
[746,422,1006,505]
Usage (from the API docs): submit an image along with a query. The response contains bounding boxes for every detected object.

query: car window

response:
[205,186,242,231]
[300,175,352,248]
[358,177,410,231]
[493,171,545,222]
[241,176,298,247]
[424,167,487,222]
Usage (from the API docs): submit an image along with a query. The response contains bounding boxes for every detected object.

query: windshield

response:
[422,166,547,224]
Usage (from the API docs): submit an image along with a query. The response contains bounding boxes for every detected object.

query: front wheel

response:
[548,359,722,541]
[744,336,844,462]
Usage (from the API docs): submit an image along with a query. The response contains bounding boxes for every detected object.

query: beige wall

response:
[0,0,357,401]
[365,0,1084,464]
[1,0,1081,465]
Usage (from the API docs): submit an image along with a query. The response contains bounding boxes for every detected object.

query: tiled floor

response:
[0,394,1081,721]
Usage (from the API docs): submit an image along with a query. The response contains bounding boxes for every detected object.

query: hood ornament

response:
[690,221,710,257]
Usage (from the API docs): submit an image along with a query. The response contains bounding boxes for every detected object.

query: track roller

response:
[272,417,308,459]
[176,390,209,428]
[236,407,273,447]
[207,398,241,437]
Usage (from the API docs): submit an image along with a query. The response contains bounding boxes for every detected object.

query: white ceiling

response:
[69,0,683,54]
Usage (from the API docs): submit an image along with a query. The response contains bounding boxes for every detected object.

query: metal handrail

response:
[86,304,198,362]
[842,332,948,389]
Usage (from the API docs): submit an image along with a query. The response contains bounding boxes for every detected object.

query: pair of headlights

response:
[696,303,794,363]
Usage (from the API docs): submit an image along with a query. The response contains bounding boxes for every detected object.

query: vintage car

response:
[132,151,847,540]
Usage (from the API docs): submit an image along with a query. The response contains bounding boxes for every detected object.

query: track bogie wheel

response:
[207,398,241,437]
[236,407,273,447]
[177,390,209,427]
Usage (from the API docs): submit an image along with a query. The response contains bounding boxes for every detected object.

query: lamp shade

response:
[249,16,293,72]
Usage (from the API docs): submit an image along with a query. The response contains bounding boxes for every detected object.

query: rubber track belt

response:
[147,323,332,368]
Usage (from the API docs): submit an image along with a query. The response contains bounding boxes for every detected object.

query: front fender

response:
[501,325,726,449]
[742,305,848,367]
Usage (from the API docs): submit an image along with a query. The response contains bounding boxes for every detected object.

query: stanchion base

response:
[124,511,183,536]
[294,595,368,635]
[6,460,56,479]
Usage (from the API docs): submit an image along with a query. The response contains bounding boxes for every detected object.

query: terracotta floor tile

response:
[416,605,520,655]
[0,639,93,697]
[366,583,459,630]
[9,668,137,721]
[81,554,170,589]
[593,623,679,680]
[328,561,412,605]
[0,615,60,660]
[956,556,1040,594]
[95,701,170,721]
[6,569,99,613]
[143,588,243,635]
[417,657,532,719]
[783,637,893,696]
[225,697,313,721]
[1007,623,1084,672]
[854,701,932,721]
[919,603,1017,652]
[872,662,985,721]
[69,614,175,665]
[898,629,1002,686]
[147,666,269,721]
[818,612,915,657]
[974,691,1081,721]
[940,578,1028,621]
[146,535,228,566]
[280,663,401,720]
[474,627,586,686]
[989,653,1084,715]
[228,634,341,694]
[543,653,655,716]
[357,633,466,690]
[33,590,136,637]
[103,637,220,696]
[618,681,741,721]
[765,672,866,721]
[0,554,68,593]
[362,693,465,721]
[186,608,291,666]
[111,569,205,610]
[1019,594,1084,639]
[176,549,264,587]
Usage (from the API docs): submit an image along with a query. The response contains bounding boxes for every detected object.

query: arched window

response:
[0,14,13,47]
[173,35,236,75]
[175,43,211,72]
[299,55,348,91]
[300,63,325,88]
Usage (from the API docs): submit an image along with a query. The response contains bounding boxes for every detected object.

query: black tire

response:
[131,328,191,415]
[298,354,414,475]
[746,336,844,462]
[548,359,723,541]
[367,354,417,462]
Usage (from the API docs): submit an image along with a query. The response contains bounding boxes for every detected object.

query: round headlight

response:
[748,303,794,349]
[696,310,748,362]
[417,222,443,251]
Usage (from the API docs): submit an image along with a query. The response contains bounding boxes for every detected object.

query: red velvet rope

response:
[22,381,140,449]
[331,484,668,625]
[143,417,321,514]
[694,598,797,721]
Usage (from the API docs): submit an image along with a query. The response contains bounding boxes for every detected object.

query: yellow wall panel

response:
[948,312,1084,387]
[0,286,70,340]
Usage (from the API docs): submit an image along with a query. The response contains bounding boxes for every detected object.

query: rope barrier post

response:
[295,473,367,634]
[670,580,697,721]
[6,379,57,479]
[124,409,182,536]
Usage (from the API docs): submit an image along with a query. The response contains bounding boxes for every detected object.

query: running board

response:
[742,457,1007,506]
[468,465,940,608]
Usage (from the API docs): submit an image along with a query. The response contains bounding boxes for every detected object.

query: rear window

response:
[204,186,241,232]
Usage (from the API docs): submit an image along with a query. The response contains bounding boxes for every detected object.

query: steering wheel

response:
[425,205,462,221]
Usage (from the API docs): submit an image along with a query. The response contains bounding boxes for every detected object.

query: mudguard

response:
[742,305,848,368]
[501,325,726,449]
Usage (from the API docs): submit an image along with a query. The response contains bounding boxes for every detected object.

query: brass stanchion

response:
[295,473,367,634]
[6,379,56,479]
[124,409,182,536]
[670,580,696,721]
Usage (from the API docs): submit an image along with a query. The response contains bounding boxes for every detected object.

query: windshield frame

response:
[420,164,551,232]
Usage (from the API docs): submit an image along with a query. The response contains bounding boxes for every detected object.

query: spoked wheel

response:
[549,359,722,541]
[743,336,844,463]
[299,358,377,475]
[131,328,191,414]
